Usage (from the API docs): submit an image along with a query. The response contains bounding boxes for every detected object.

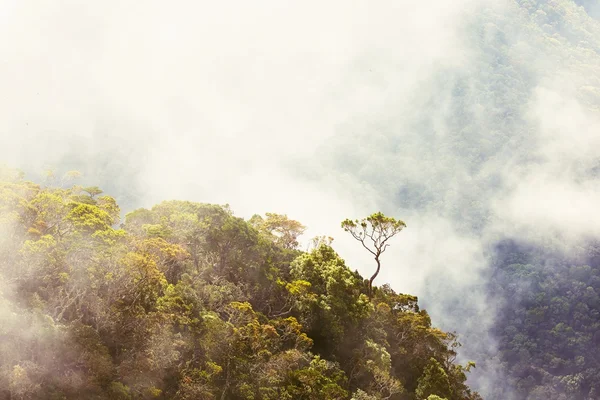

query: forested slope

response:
[0,169,480,400]
[314,1,600,397]
[486,241,600,400]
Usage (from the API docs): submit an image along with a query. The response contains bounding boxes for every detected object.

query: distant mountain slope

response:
[486,239,600,399]
[314,0,600,398]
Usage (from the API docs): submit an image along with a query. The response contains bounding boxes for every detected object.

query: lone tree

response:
[341,212,406,296]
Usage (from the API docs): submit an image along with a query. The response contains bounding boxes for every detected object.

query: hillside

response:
[312,1,600,397]
[0,169,480,400]
[486,240,600,399]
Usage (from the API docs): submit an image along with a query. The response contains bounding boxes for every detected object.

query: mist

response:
[2,0,600,397]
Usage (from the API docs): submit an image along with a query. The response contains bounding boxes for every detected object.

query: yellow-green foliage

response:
[0,171,480,400]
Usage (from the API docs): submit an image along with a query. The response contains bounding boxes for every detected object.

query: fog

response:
[1,0,599,396]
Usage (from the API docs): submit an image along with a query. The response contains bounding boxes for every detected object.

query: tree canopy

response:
[342,212,407,296]
[0,170,479,400]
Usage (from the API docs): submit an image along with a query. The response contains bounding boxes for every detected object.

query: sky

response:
[1,0,600,395]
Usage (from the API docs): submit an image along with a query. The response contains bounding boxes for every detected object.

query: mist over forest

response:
[1,0,600,399]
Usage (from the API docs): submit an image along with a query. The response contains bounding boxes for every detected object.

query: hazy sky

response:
[2,1,600,395]
[0,0,495,277]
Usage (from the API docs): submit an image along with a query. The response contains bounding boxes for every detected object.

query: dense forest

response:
[0,168,481,400]
[485,241,600,400]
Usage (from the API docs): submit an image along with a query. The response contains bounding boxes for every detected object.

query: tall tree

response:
[249,212,306,249]
[341,212,406,296]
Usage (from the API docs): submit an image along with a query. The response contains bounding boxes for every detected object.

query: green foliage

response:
[290,245,371,354]
[416,358,453,400]
[342,212,406,296]
[0,171,479,400]
[490,254,600,400]
[250,212,306,249]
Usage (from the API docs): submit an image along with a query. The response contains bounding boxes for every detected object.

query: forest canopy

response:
[0,169,480,400]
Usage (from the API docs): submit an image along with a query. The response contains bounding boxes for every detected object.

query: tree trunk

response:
[369,257,381,297]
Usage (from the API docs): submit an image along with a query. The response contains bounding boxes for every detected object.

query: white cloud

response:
[0,0,490,276]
